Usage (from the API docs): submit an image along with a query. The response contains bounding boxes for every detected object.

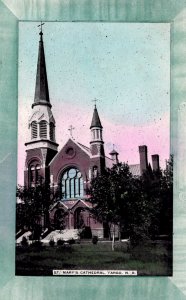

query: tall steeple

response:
[32,25,51,108]
[24,26,58,188]
[25,26,58,147]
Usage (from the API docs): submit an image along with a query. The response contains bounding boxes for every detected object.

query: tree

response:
[89,160,173,246]
[159,155,173,236]
[89,163,147,244]
[16,182,60,235]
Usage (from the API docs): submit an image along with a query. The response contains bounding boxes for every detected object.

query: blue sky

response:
[18,22,170,184]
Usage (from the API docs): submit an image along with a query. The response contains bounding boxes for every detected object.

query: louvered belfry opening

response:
[39,120,47,138]
[50,122,55,141]
[31,121,37,139]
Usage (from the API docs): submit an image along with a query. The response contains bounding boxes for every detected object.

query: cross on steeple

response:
[68,125,75,138]
[92,98,99,107]
[113,144,115,150]
[38,21,45,32]
[37,21,45,38]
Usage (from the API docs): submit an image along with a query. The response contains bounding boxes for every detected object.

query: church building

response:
[23,29,160,238]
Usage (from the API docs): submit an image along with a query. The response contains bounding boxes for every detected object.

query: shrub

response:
[130,228,150,248]
[49,239,55,247]
[92,236,98,245]
[68,238,75,245]
[80,226,92,239]
[57,239,64,246]
[31,240,43,248]
[115,241,130,252]
[21,236,29,247]
[32,225,42,241]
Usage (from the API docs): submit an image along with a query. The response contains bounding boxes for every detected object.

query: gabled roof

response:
[90,105,103,129]
[50,199,93,211]
[49,201,69,212]
[77,142,91,154]
[64,199,93,210]
[49,138,91,166]
[69,138,91,156]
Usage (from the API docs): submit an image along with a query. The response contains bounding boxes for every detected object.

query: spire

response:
[90,105,103,129]
[32,24,51,108]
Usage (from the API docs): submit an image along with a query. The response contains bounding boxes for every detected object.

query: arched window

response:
[31,121,37,139]
[29,163,41,186]
[30,165,35,183]
[93,166,98,177]
[96,129,99,139]
[61,168,83,199]
[39,120,47,138]
[50,122,55,141]
[35,165,41,183]
[93,130,96,140]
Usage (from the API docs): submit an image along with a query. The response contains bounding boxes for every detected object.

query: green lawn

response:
[16,240,172,276]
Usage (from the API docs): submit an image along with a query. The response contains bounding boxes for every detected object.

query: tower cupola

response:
[90,105,103,144]
[109,148,119,164]
[89,105,105,175]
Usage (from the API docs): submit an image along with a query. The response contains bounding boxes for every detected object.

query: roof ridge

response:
[77,142,90,151]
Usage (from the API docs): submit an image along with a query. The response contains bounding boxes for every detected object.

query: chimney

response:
[152,154,160,171]
[139,145,148,175]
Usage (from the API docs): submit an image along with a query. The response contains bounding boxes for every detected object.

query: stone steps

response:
[16,231,32,244]
[42,229,80,243]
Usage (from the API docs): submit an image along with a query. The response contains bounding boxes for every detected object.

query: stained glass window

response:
[61,168,83,199]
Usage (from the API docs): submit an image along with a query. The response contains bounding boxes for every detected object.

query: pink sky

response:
[17,101,169,185]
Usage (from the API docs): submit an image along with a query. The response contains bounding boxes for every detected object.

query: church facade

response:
[23,29,160,238]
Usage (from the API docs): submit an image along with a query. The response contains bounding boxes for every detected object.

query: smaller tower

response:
[109,146,119,165]
[90,105,105,176]
[90,105,103,144]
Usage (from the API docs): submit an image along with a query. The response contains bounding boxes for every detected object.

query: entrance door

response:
[54,209,67,230]
[74,208,85,229]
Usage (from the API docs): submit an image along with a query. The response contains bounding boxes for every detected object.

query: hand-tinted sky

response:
[18,22,170,184]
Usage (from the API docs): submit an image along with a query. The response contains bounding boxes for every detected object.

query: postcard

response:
[1,1,186,299]
[16,21,172,276]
